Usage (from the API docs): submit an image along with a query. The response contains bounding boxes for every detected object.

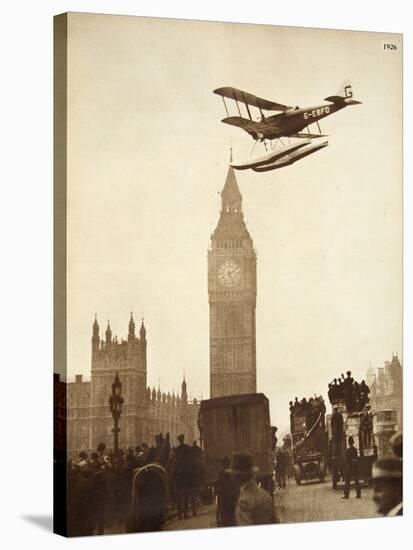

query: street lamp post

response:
[109,372,124,454]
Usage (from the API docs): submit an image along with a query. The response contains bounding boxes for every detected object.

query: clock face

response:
[218,260,241,288]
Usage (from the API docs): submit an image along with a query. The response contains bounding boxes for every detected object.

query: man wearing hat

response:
[174,434,196,519]
[216,456,239,527]
[342,436,361,499]
[78,451,89,470]
[331,407,344,489]
[229,454,276,526]
[342,370,355,411]
[390,431,402,459]
[372,458,403,516]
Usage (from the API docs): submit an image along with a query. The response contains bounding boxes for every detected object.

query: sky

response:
[64,13,402,433]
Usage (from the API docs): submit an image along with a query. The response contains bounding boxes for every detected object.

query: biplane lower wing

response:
[291,132,329,139]
[221,116,257,132]
[231,140,311,170]
[214,86,292,112]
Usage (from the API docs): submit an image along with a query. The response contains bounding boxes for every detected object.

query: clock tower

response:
[208,167,257,398]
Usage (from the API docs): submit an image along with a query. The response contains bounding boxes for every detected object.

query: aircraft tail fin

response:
[324,80,362,105]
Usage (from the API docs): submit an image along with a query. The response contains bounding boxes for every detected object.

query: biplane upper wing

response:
[214,86,292,112]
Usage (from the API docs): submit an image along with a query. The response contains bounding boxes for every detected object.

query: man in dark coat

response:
[90,452,106,535]
[174,434,196,519]
[275,448,287,489]
[229,454,276,526]
[336,378,344,400]
[342,436,361,499]
[359,405,373,448]
[342,371,355,411]
[191,440,203,499]
[331,406,344,488]
[96,442,107,467]
[331,407,344,444]
[372,458,402,516]
[216,456,239,527]
[390,431,402,458]
[359,380,370,407]
[327,384,334,404]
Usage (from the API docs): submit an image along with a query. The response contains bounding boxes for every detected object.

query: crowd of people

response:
[60,405,403,536]
[61,429,403,536]
[289,395,326,431]
[327,370,370,412]
[65,433,204,536]
[65,439,284,535]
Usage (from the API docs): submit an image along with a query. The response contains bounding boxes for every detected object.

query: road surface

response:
[274,477,379,524]
[164,476,380,532]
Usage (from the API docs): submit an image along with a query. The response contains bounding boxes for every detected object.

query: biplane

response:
[213,81,361,171]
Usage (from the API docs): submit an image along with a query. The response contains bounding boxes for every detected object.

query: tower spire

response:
[221,166,242,213]
[211,167,251,243]
[92,314,100,352]
[105,321,112,343]
[128,312,135,340]
[140,317,146,341]
[92,314,99,336]
[181,373,188,403]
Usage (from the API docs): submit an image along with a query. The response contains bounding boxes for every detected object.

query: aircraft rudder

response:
[325,80,361,104]
[337,79,353,99]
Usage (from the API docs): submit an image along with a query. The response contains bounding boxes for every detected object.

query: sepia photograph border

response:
[0,2,411,550]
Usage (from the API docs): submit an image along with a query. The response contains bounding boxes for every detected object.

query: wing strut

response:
[316,120,322,134]
[241,92,253,121]
[221,96,230,118]
[234,96,242,117]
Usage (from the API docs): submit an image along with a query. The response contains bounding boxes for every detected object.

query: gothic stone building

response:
[67,315,199,456]
[208,167,257,398]
[367,353,403,430]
